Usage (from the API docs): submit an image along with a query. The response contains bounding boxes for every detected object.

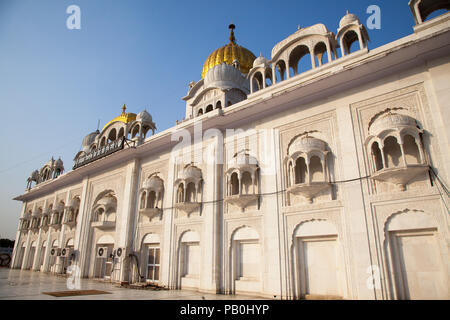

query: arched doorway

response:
[384,211,449,300]
[178,231,200,290]
[231,226,261,294]
[26,241,37,270]
[293,220,345,299]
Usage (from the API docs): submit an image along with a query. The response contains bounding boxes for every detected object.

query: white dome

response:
[253,55,269,68]
[288,136,328,155]
[339,12,360,28]
[82,130,99,151]
[204,63,248,90]
[181,165,202,181]
[229,153,258,170]
[143,176,164,191]
[137,110,153,123]
[369,112,417,137]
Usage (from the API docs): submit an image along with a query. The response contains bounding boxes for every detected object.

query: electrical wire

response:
[153,174,373,211]
[146,167,450,217]
[428,166,450,213]
[429,166,450,197]
[129,253,145,281]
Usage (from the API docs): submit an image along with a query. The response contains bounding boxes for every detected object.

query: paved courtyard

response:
[0,268,265,300]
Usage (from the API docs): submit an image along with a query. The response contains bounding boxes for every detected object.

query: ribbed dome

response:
[339,12,360,28]
[253,54,269,68]
[82,130,99,151]
[369,112,417,137]
[143,176,164,191]
[203,63,248,90]
[201,25,256,79]
[137,110,153,123]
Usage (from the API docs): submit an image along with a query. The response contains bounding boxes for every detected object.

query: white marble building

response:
[11,1,450,300]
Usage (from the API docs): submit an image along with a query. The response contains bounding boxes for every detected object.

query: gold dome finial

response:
[229,23,236,43]
[122,104,126,115]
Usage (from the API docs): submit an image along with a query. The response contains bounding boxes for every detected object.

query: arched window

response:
[216,101,222,109]
[177,184,184,203]
[108,129,117,143]
[131,125,140,139]
[275,60,287,82]
[371,142,383,171]
[288,161,294,187]
[253,72,264,92]
[264,69,273,87]
[148,191,157,208]
[295,157,308,184]
[96,208,105,222]
[197,109,203,116]
[241,172,252,195]
[118,127,125,140]
[383,136,402,168]
[314,42,329,66]
[310,156,324,182]
[403,135,421,164]
[230,172,239,195]
[205,105,213,113]
[140,192,146,209]
[289,45,312,75]
[185,182,196,202]
[342,30,359,55]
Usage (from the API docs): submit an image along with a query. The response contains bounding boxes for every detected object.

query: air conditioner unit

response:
[96,246,109,258]
[50,248,61,256]
[61,248,72,257]
[115,247,126,259]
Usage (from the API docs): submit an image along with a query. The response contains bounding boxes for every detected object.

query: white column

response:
[200,134,222,293]
[118,159,140,283]
[32,224,44,271]
[21,203,37,270]
[56,192,72,274]
[335,105,378,299]
[74,176,90,278]
[11,202,27,269]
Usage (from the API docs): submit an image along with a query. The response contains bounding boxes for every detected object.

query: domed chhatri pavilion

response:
[11,1,450,300]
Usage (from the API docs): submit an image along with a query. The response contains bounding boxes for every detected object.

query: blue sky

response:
[0,0,422,239]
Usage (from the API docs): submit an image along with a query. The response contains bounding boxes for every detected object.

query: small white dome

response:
[204,63,248,90]
[181,165,202,181]
[288,136,328,155]
[137,110,153,123]
[339,12,360,28]
[82,130,99,150]
[253,55,269,68]
[143,176,164,191]
[369,112,417,137]
[229,152,258,170]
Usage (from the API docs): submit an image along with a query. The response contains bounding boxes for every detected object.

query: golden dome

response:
[102,104,136,131]
[201,24,256,79]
